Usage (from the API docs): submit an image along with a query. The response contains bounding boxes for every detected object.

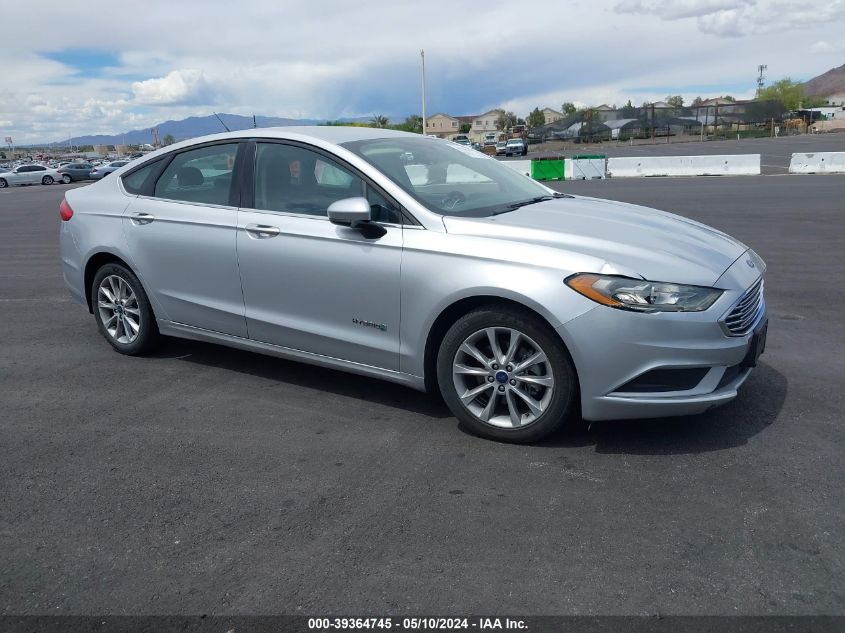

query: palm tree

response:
[404,114,423,133]
[370,114,390,128]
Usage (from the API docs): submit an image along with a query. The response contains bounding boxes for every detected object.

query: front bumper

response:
[556,259,767,421]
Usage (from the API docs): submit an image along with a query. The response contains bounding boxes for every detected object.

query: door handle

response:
[130,212,155,225]
[245,224,281,238]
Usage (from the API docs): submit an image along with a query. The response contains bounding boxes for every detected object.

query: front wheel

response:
[42,176,54,185]
[437,307,577,443]
[61,174,72,184]
[92,263,159,355]
[0,178,7,188]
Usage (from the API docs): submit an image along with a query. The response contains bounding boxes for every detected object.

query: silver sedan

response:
[0,164,68,187]
[59,127,767,442]
[89,160,130,180]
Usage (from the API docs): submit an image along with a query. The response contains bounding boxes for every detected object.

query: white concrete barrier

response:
[502,160,532,178]
[568,157,606,180]
[607,154,760,177]
[789,152,845,174]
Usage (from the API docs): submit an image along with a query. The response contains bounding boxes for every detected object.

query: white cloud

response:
[132,69,213,105]
[616,0,845,37]
[811,40,845,54]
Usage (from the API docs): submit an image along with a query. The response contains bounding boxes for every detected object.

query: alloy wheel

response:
[452,327,554,428]
[97,275,141,344]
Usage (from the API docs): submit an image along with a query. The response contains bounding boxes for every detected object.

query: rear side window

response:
[154,144,238,206]
[122,159,163,195]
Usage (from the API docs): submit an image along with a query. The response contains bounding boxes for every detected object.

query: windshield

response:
[341,136,557,217]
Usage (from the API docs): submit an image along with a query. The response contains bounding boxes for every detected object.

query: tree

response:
[723,95,736,102]
[495,109,517,131]
[665,95,684,108]
[620,99,637,118]
[163,134,175,146]
[403,114,422,133]
[527,107,546,128]
[459,123,471,133]
[757,79,804,110]
[370,114,390,128]
[691,96,704,107]
[561,102,576,115]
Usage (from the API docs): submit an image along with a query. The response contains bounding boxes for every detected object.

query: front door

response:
[236,141,403,370]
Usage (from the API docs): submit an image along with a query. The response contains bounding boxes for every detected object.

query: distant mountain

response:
[803,63,845,98]
[60,113,371,146]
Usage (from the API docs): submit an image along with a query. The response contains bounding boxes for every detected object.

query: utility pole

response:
[421,50,427,136]
[756,64,767,97]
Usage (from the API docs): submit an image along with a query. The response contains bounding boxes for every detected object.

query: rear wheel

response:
[92,263,159,355]
[42,175,54,185]
[437,307,577,443]
[61,174,72,184]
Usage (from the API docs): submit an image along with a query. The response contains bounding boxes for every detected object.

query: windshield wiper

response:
[492,193,567,215]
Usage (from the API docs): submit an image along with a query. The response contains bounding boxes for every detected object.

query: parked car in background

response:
[505,138,528,156]
[58,163,95,182]
[495,141,508,156]
[60,127,767,443]
[89,160,129,180]
[0,164,68,187]
[484,133,498,146]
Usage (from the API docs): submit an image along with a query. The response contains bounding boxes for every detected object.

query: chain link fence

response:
[528,100,794,145]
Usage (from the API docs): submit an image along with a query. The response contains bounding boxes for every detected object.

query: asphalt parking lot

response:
[1,176,843,615]
[520,133,845,175]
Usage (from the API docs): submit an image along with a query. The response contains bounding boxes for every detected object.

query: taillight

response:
[59,198,74,221]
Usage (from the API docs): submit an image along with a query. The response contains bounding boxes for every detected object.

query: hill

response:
[803,63,845,98]
[60,113,369,146]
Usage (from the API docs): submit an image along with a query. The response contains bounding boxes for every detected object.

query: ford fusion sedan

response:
[59,127,767,442]
[0,164,68,187]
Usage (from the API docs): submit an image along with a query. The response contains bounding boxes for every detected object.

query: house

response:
[542,108,563,125]
[822,92,845,107]
[425,113,460,138]
[593,104,616,122]
[470,109,501,142]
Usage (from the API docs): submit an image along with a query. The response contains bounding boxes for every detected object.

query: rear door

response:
[121,142,248,337]
[29,166,47,183]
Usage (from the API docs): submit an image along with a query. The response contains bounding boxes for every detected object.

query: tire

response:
[91,263,159,355]
[0,178,7,188]
[436,306,577,443]
[61,174,72,184]
[42,176,54,185]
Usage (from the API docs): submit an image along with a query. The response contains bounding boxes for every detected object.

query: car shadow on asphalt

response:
[156,338,786,455]
[152,337,453,419]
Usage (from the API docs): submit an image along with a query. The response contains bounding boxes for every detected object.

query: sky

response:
[2,0,845,144]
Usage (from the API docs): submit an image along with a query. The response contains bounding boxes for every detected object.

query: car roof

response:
[131,126,422,166]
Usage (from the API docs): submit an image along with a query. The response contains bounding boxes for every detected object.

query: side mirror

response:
[327,197,387,238]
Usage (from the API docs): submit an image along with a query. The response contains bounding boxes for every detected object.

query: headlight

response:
[565,273,723,313]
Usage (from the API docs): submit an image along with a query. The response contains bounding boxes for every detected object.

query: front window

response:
[342,136,555,218]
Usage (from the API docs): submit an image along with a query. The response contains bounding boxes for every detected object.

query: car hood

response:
[442,195,748,286]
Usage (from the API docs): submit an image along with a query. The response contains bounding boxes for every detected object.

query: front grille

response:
[722,278,764,336]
